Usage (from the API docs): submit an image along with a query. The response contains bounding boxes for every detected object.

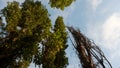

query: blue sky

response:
[1,0,120,68]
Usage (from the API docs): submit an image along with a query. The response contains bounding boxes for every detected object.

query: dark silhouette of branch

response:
[67,26,112,68]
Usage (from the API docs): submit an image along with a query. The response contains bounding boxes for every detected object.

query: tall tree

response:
[54,16,68,68]
[42,16,68,68]
[0,0,51,67]
[0,0,74,67]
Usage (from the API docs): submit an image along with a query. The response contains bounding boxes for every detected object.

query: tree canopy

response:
[0,0,74,68]
[0,0,51,67]
[42,16,68,68]
[49,0,75,10]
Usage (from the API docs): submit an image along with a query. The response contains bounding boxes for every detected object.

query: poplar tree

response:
[54,17,68,68]
[42,16,68,68]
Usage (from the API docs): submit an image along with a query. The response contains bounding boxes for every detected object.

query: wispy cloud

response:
[88,0,102,10]
[86,12,120,68]
[102,13,120,50]
[87,13,120,52]
[87,12,120,51]
[102,13,120,67]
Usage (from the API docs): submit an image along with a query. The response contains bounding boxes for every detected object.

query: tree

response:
[54,17,68,68]
[0,0,51,67]
[0,0,74,68]
[67,27,112,68]
[42,16,68,68]
[49,0,75,10]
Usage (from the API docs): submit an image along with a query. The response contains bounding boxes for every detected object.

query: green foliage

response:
[2,1,21,32]
[0,0,51,67]
[49,0,75,10]
[42,16,68,68]
[54,16,68,68]
[0,0,74,68]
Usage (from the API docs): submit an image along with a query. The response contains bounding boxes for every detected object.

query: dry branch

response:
[67,26,112,68]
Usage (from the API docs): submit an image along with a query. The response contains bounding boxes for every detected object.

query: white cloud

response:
[88,0,102,10]
[101,13,120,66]
[87,12,120,50]
[87,13,120,68]
[102,13,120,50]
